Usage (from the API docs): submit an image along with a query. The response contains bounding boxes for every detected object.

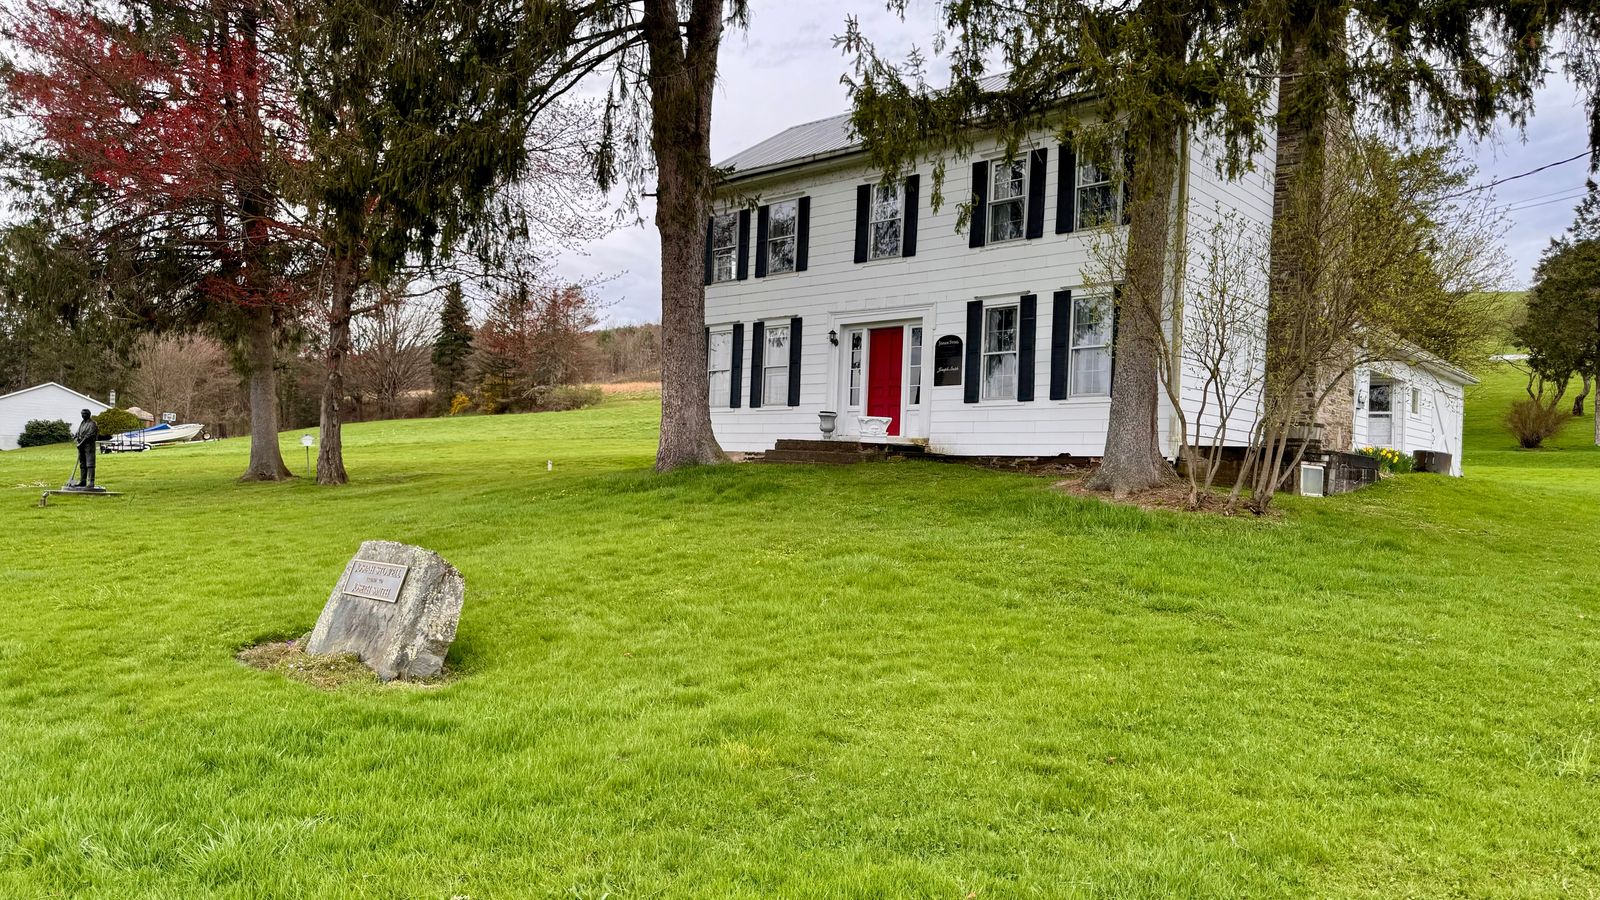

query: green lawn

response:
[2,367,1597,899]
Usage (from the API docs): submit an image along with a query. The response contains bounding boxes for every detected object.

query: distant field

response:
[1,364,1596,898]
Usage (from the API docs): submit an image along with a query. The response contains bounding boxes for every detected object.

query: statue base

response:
[39,487,121,507]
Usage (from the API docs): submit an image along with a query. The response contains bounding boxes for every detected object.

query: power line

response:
[1440,151,1593,200]
[1504,191,1589,213]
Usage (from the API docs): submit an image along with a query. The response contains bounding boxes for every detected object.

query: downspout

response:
[1165,122,1191,459]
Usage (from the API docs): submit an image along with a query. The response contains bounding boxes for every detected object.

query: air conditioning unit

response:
[1299,463,1326,497]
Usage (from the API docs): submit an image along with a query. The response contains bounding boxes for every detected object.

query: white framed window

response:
[1369,382,1392,414]
[707,330,732,406]
[982,305,1019,400]
[711,213,738,282]
[763,324,790,406]
[1070,291,1113,397]
[907,326,923,405]
[987,159,1026,244]
[1410,387,1421,414]
[767,200,798,274]
[870,183,903,259]
[1076,155,1121,230]
[847,330,863,407]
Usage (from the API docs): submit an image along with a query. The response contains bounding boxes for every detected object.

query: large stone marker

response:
[306,540,465,681]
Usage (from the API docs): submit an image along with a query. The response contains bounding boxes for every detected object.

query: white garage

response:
[0,383,111,451]
[1353,349,1476,476]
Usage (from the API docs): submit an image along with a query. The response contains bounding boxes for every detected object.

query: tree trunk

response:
[1594,364,1599,446]
[317,265,354,485]
[643,0,727,472]
[1084,123,1181,496]
[1573,373,1591,417]
[239,304,292,481]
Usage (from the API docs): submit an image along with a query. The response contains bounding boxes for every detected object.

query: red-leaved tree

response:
[8,0,308,480]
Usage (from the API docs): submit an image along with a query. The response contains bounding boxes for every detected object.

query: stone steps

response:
[757,439,930,465]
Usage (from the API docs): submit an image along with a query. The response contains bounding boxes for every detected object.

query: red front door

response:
[866,326,904,436]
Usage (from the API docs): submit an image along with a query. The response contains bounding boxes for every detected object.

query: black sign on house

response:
[933,335,963,386]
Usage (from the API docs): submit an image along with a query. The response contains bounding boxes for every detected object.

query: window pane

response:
[1077,184,1119,229]
[909,327,923,365]
[1070,347,1110,396]
[1369,384,1391,413]
[766,325,789,356]
[872,184,901,223]
[984,306,1017,353]
[1072,294,1112,348]
[768,236,796,273]
[991,159,1025,200]
[764,367,788,406]
[769,201,797,238]
[714,250,735,283]
[983,352,1017,400]
[1078,158,1111,187]
[988,198,1025,242]
[708,332,731,367]
[849,331,862,406]
[712,213,737,250]
[870,220,901,258]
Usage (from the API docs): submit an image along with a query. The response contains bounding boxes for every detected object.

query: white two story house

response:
[701,101,1474,472]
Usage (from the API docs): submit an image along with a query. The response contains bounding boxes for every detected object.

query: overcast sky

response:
[556,3,1597,325]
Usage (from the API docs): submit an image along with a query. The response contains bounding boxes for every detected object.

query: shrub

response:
[94,408,143,438]
[1357,445,1414,474]
[538,384,602,412]
[448,392,474,416]
[17,419,72,448]
[1505,399,1566,449]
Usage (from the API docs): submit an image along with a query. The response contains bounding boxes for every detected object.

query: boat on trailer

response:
[104,422,207,452]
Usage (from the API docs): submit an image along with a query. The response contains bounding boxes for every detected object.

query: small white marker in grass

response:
[547,460,553,472]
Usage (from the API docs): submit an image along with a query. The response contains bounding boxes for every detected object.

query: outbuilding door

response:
[1368,381,1393,447]
[867,326,904,436]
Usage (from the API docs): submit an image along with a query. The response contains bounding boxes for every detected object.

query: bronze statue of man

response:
[71,408,97,489]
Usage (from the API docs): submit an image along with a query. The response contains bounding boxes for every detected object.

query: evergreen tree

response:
[1515,181,1600,445]
[432,283,474,410]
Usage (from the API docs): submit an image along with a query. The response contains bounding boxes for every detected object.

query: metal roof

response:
[716,112,860,180]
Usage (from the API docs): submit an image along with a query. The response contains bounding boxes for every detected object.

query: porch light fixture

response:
[828,329,839,346]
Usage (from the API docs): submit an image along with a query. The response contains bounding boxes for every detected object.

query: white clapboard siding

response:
[707,118,1278,457]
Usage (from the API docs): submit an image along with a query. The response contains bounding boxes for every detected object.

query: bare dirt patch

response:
[1051,472,1280,517]
[237,636,450,690]
[597,381,661,396]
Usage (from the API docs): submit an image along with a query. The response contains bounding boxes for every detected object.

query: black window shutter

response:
[1025,149,1047,240]
[902,175,920,257]
[749,320,765,407]
[1049,290,1071,399]
[787,317,802,407]
[969,161,989,248]
[796,197,811,271]
[736,209,751,280]
[964,300,982,403]
[854,185,870,263]
[703,218,715,285]
[1056,142,1076,234]
[730,323,744,409]
[754,205,770,278]
[1018,294,1037,401]
[704,325,710,366]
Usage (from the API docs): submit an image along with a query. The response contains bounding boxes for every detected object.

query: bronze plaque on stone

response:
[342,559,410,604]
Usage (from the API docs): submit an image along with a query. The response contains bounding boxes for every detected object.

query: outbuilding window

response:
[983,305,1019,400]
[1411,387,1421,414]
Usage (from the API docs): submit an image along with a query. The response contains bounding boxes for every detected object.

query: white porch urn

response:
[858,415,892,444]
[817,410,838,439]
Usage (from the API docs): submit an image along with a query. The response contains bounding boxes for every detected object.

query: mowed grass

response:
[1,368,1597,899]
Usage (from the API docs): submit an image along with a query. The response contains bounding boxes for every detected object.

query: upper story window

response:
[711,213,739,282]
[1076,155,1121,230]
[988,159,1027,243]
[982,304,1019,400]
[870,183,903,259]
[767,200,798,274]
[1070,291,1112,397]
[708,330,732,406]
[763,324,790,406]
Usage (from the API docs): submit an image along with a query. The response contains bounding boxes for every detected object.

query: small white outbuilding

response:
[0,382,111,451]
[1352,348,1477,476]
